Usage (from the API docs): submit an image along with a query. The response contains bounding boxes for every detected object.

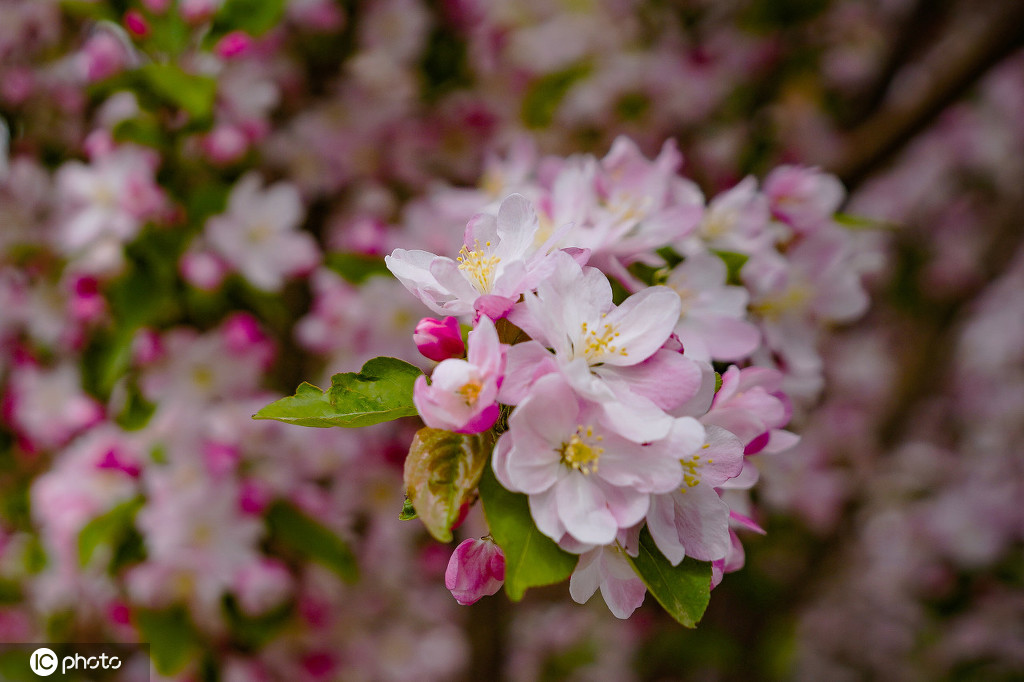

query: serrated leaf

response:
[253,357,422,428]
[266,501,358,582]
[403,429,487,542]
[78,497,144,568]
[138,63,217,120]
[135,607,201,676]
[478,465,578,601]
[627,527,712,628]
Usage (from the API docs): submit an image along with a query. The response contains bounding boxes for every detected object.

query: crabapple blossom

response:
[647,425,745,565]
[493,373,702,546]
[413,316,505,434]
[665,251,761,362]
[54,143,165,259]
[569,544,647,619]
[205,173,320,292]
[505,252,701,442]
[386,193,568,319]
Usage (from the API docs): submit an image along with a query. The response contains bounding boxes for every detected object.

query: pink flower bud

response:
[214,31,253,58]
[445,537,505,605]
[414,316,464,361]
[123,10,150,37]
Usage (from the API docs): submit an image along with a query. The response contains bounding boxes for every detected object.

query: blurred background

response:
[1,0,1023,680]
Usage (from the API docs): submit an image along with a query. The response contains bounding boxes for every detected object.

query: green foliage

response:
[478,466,578,601]
[136,607,202,676]
[223,596,294,649]
[112,116,164,149]
[741,0,830,30]
[326,252,392,284]
[78,497,144,568]
[522,63,591,128]
[266,501,359,582]
[399,496,418,521]
[214,0,288,36]
[626,528,712,628]
[253,357,422,428]
[137,63,218,121]
[420,21,471,100]
[403,428,487,542]
[711,249,749,285]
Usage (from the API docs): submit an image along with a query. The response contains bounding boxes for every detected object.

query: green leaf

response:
[136,607,201,676]
[326,252,391,284]
[627,528,712,628]
[78,497,144,568]
[478,465,577,601]
[112,116,164,149]
[253,357,422,428]
[521,62,591,128]
[266,501,358,582]
[710,249,749,286]
[403,429,487,543]
[399,497,418,521]
[215,0,287,36]
[223,596,294,649]
[834,212,898,231]
[138,63,217,120]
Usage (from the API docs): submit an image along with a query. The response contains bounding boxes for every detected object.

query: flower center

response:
[457,241,500,293]
[680,445,714,491]
[579,314,628,361]
[560,424,604,475]
[751,282,811,321]
[457,379,482,406]
[700,206,738,239]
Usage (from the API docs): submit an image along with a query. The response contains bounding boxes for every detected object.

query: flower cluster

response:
[380,140,869,617]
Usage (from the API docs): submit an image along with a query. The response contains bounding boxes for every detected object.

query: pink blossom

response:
[54,144,165,258]
[569,545,646,619]
[413,316,505,433]
[647,425,745,565]
[763,165,845,235]
[702,365,797,455]
[413,316,465,362]
[505,253,701,442]
[77,29,133,83]
[5,363,103,451]
[665,252,760,362]
[233,559,293,616]
[493,374,700,546]
[688,176,771,255]
[386,193,568,318]
[445,537,505,605]
[204,173,320,292]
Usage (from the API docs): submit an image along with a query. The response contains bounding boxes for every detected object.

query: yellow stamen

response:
[560,424,603,475]
[457,242,501,293]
